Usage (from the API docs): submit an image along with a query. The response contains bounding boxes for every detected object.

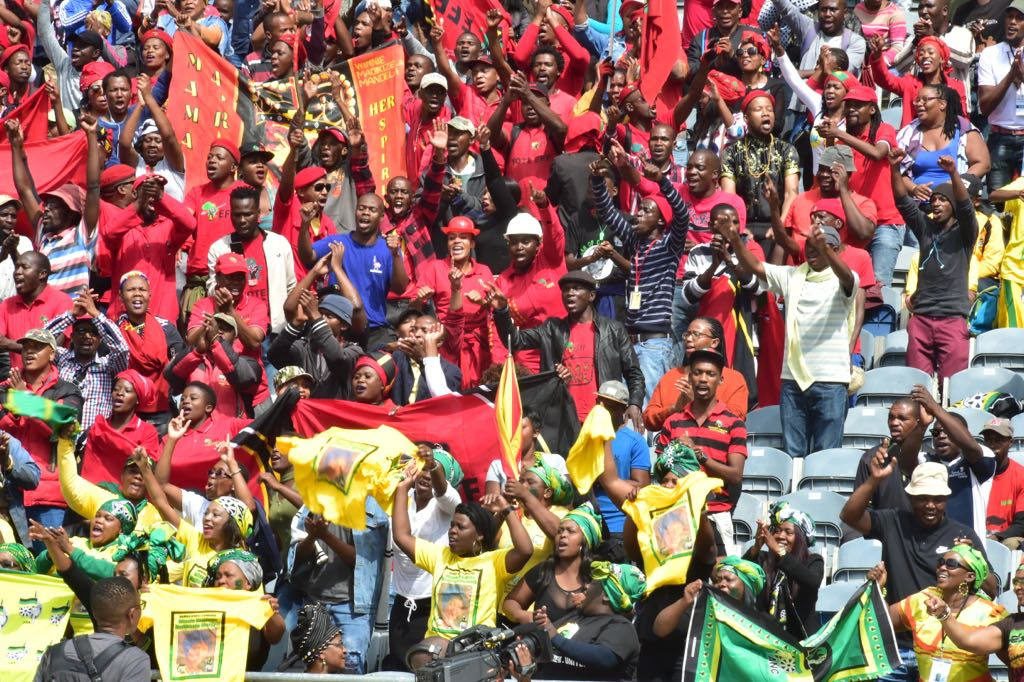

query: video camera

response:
[413,624,552,682]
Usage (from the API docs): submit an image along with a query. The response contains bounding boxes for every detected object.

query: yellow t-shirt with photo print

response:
[176,519,221,588]
[414,541,512,639]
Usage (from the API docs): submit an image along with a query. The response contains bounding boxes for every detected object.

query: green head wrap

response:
[527,455,575,506]
[213,496,253,541]
[432,448,464,488]
[564,502,603,549]
[204,549,263,590]
[948,544,989,593]
[715,556,767,597]
[0,542,36,572]
[768,500,816,548]
[591,561,647,613]
[99,497,138,535]
[652,440,700,483]
[111,523,186,583]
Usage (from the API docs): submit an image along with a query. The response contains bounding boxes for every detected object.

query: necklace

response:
[740,135,779,182]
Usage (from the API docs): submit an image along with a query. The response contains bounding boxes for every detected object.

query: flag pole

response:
[606,0,621,59]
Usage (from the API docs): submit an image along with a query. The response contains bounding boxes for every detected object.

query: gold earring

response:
[958,581,970,597]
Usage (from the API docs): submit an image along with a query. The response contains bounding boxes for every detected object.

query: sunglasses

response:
[207,468,234,479]
[734,47,761,58]
[936,557,965,571]
[313,183,331,192]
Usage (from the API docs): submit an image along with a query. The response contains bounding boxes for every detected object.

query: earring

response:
[473,539,482,555]
[958,581,970,597]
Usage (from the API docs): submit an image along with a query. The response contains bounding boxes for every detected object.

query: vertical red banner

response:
[342,44,407,191]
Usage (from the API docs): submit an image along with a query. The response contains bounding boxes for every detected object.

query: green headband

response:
[715,556,766,596]
[527,455,574,506]
[0,542,36,573]
[949,544,988,592]
[653,440,701,483]
[591,561,646,613]
[99,497,138,534]
[213,496,253,541]
[432,448,464,488]
[564,502,603,548]
[205,548,262,590]
[112,523,186,582]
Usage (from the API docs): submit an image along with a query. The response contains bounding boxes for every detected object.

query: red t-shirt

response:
[846,124,903,226]
[674,186,748,278]
[841,245,876,355]
[564,322,597,422]
[987,459,1024,535]
[238,234,271,316]
[187,294,270,361]
[784,188,879,250]
[0,287,73,369]
[183,181,244,277]
[271,193,337,280]
[507,126,557,200]
[167,414,260,498]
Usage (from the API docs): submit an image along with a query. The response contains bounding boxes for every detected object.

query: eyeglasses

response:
[313,183,331,192]
[936,557,966,571]
[1013,578,1024,587]
[207,469,233,479]
[913,96,941,104]
[734,47,760,58]
[684,330,714,340]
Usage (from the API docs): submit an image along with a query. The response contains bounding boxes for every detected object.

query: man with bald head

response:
[0,251,73,376]
[301,193,409,350]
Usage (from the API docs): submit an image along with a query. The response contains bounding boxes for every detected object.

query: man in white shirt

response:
[978,0,1024,192]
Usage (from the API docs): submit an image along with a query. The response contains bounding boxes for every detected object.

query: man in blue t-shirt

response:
[303,193,409,352]
[913,385,995,540]
[591,380,651,562]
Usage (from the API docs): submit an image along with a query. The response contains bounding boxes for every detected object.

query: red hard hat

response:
[442,216,480,236]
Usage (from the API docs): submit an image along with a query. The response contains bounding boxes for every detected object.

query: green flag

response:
[683,581,899,681]
[1,390,78,432]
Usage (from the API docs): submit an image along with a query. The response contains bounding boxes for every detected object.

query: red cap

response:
[619,0,645,17]
[318,128,349,145]
[563,112,602,153]
[741,89,775,111]
[132,173,167,191]
[99,164,136,188]
[843,85,878,104]
[468,54,496,69]
[441,216,480,236]
[141,29,172,52]
[215,252,249,276]
[712,0,740,5]
[210,139,241,163]
[295,166,328,189]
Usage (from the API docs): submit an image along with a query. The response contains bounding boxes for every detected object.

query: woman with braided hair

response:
[281,601,348,673]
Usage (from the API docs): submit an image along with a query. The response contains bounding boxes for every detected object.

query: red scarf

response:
[119,313,170,413]
[81,414,159,484]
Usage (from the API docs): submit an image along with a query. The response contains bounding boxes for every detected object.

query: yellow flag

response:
[565,404,616,494]
[279,425,416,530]
[495,355,523,478]
[0,570,75,682]
[622,470,723,593]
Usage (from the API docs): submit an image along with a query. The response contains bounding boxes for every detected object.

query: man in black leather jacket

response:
[486,270,646,430]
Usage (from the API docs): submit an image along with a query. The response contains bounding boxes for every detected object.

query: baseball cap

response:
[318,294,354,325]
[318,128,349,145]
[981,417,1013,438]
[0,194,21,209]
[818,145,856,173]
[132,173,167,191]
[844,85,878,104]
[274,365,315,391]
[212,312,238,333]
[1010,0,1024,14]
[19,328,57,351]
[215,252,249,276]
[40,184,85,215]
[686,348,726,369]
[419,73,448,92]
[596,380,629,405]
[447,116,476,135]
[240,143,274,163]
[70,29,104,51]
[904,462,952,497]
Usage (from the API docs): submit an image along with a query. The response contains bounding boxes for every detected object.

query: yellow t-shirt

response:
[413,541,512,639]
[139,584,272,682]
[177,520,220,588]
[898,586,1006,682]
[497,506,569,605]
[999,177,1024,285]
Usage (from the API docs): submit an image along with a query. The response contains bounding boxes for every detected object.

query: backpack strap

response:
[73,636,133,682]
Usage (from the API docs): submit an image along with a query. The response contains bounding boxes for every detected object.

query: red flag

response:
[427,0,510,53]
[164,31,245,193]
[638,0,681,105]
[0,88,52,143]
[495,355,522,478]
[0,132,87,196]
[292,395,502,502]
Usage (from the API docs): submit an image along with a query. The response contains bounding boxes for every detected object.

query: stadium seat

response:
[832,538,882,583]
[855,367,932,408]
[921,407,993,451]
[877,330,909,368]
[732,493,764,546]
[986,539,1013,592]
[973,329,1024,374]
[815,580,861,625]
[746,405,784,449]
[891,246,916,291]
[797,448,863,495]
[843,406,890,449]
[946,368,1024,407]
[774,490,847,552]
[863,286,902,338]
[859,328,876,369]
[741,447,793,504]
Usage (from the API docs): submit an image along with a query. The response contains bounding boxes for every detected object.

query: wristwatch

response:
[694,447,708,465]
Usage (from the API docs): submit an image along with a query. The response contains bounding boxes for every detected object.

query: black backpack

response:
[36,635,133,682]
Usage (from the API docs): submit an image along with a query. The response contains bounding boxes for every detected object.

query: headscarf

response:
[706,70,745,105]
[740,30,770,62]
[204,549,263,590]
[114,369,155,410]
[917,36,952,75]
[564,112,602,153]
[0,542,35,572]
[119,269,149,288]
[715,556,767,598]
[948,543,989,593]
[564,502,603,549]
[99,497,138,534]
[591,561,646,613]
[527,456,574,506]
[213,496,253,541]
[287,602,341,667]
[79,60,115,94]
[87,10,112,33]
[768,500,816,548]
[653,440,700,483]
[432,448,464,487]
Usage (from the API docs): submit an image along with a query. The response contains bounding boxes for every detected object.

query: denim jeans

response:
[878,646,919,682]
[869,224,907,287]
[987,132,1024,195]
[26,506,66,553]
[634,337,674,407]
[325,601,371,674]
[780,380,848,458]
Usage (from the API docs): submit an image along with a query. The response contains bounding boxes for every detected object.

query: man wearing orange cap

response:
[181,140,244,325]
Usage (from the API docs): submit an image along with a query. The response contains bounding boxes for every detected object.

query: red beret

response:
[295,166,327,189]
[99,164,136,188]
[132,173,167,191]
[741,89,775,112]
[79,60,115,93]
[647,194,672,224]
[0,44,28,68]
[210,139,241,163]
[141,29,173,52]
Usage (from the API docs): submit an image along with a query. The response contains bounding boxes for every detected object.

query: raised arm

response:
[139,74,185,172]
[131,446,182,528]
[911,384,983,462]
[391,472,418,559]
[721,208,765,280]
[4,121,42,226]
[839,444,896,534]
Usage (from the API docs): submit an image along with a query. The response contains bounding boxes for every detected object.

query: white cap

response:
[419,72,448,92]
[505,212,543,239]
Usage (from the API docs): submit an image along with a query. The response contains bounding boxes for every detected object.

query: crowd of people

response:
[4,0,1024,678]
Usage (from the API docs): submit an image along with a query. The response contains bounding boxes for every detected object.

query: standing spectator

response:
[891,153,976,381]
[725,207,857,458]
[853,0,907,66]
[37,0,102,110]
[982,418,1024,547]
[0,253,74,374]
[978,3,1024,193]
[769,0,866,82]
[0,432,39,545]
[186,253,269,359]
[45,288,129,430]
[118,75,187,201]
[0,195,31,302]
[685,0,760,77]
[404,73,451,187]
[868,35,968,128]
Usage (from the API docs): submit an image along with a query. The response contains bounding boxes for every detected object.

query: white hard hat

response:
[505,212,543,239]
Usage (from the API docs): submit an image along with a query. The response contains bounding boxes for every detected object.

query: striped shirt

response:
[38,221,95,296]
[658,402,747,513]
[591,175,689,333]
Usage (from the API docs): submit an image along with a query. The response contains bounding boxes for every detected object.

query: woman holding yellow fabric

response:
[869,542,1006,682]
[131,447,253,587]
[392,469,533,641]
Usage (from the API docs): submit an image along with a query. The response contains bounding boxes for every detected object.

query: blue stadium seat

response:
[732,493,764,546]
[947,368,1024,407]
[832,538,882,583]
[878,330,909,368]
[986,539,1013,592]
[842,406,890,449]
[798,448,863,495]
[972,328,1024,374]
[775,490,847,553]
[815,580,861,625]
[741,447,793,504]
[855,367,931,407]
[746,405,784,449]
